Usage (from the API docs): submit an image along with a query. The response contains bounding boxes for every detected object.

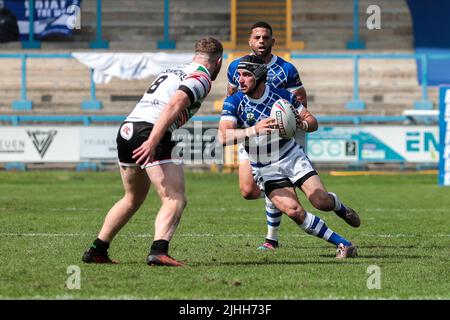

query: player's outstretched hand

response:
[132,140,156,167]
[255,118,277,135]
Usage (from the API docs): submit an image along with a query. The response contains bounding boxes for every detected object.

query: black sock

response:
[150,240,169,255]
[91,238,109,253]
[265,238,278,246]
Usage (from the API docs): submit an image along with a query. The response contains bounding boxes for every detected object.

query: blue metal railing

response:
[0,114,414,126]
[347,0,365,49]
[291,52,450,110]
[89,0,109,49]
[22,0,41,49]
[157,0,176,49]
[1,52,449,119]
[0,53,100,110]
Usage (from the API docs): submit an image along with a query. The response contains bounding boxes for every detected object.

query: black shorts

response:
[116,121,175,166]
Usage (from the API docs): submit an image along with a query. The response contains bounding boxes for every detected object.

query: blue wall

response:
[406,0,450,49]
[407,0,450,86]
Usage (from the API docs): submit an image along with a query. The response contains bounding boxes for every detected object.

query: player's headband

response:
[237,61,267,82]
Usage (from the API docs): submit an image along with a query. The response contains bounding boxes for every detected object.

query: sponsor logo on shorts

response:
[120,123,133,141]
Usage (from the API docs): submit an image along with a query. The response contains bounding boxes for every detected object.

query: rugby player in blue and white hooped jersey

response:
[226,22,359,251]
[219,55,359,258]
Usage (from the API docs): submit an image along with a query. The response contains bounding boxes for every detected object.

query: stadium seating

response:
[0,0,414,51]
[293,0,413,50]
[290,57,439,115]
[78,0,231,51]
[0,54,440,117]
[0,0,441,118]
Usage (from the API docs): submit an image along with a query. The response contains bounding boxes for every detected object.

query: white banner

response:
[79,127,117,160]
[72,52,194,84]
[0,127,79,162]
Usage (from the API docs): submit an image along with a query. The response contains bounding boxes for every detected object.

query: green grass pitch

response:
[0,171,449,299]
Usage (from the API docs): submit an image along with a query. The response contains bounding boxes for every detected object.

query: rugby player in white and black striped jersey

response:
[82,37,223,267]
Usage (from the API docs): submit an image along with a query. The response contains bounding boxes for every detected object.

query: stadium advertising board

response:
[0,125,440,164]
[0,126,79,162]
[79,127,117,160]
[308,126,439,163]
[439,86,450,186]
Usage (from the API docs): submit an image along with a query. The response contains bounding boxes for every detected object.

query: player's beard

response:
[253,46,272,61]
[243,78,259,96]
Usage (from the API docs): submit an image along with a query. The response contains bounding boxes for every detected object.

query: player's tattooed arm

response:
[292,86,307,108]
[297,107,318,132]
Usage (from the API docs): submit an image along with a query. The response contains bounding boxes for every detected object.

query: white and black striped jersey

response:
[126,62,212,131]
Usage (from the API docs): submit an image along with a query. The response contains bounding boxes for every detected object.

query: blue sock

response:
[300,212,352,247]
[329,192,347,217]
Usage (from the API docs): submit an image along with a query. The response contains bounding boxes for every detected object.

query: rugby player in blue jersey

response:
[227,22,360,250]
[219,55,358,258]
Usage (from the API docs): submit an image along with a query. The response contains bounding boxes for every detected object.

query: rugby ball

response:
[270,99,297,138]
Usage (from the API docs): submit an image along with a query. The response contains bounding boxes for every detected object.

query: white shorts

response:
[239,131,307,162]
[294,131,307,153]
[252,144,317,195]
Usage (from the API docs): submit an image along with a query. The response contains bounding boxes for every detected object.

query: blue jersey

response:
[227,54,303,91]
[221,85,304,166]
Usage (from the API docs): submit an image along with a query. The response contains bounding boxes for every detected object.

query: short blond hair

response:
[195,37,223,60]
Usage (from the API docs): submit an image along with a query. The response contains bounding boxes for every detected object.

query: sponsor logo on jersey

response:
[164,68,186,80]
[246,112,256,126]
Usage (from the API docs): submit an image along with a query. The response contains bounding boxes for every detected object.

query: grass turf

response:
[0,171,449,299]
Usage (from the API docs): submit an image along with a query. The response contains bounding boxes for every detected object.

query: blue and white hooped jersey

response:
[227,54,303,92]
[221,85,304,166]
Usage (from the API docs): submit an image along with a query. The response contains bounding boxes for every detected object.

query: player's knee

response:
[240,185,260,200]
[162,194,187,213]
[124,193,147,209]
[284,203,305,221]
[309,190,334,211]
[239,186,252,199]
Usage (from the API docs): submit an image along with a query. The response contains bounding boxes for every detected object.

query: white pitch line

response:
[1,207,449,213]
[0,207,255,213]
[1,232,450,238]
[1,295,449,300]
[367,208,450,213]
